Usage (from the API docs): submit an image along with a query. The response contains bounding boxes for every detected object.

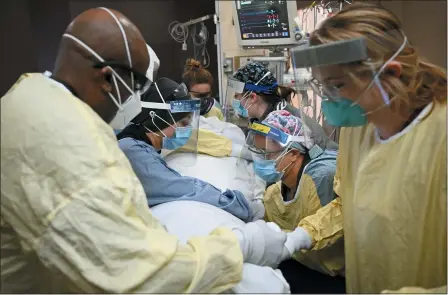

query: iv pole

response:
[172,12,222,100]
[214,1,224,104]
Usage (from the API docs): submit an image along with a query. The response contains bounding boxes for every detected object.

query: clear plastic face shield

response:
[141,82,200,165]
[241,121,308,183]
[224,72,274,123]
[291,31,408,128]
[224,78,247,123]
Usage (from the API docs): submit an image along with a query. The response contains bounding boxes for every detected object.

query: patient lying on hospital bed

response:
[154,116,289,293]
[165,116,266,220]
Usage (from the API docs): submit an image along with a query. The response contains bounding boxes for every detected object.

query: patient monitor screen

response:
[235,0,291,40]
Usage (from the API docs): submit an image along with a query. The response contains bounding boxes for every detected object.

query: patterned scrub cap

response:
[233,62,278,94]
[262,110,315,151]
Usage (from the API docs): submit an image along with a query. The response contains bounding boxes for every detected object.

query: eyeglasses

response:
[248,145,285,157]
[93,61,152,94]
[190,91,212,99]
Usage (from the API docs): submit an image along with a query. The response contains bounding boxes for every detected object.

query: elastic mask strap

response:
[275,147,291,163]
[154,82,178,127]
[111,75,122,105]
[352,35,408,108]
[99,7,134,90]
[281,161,293,173]
[373,35,408,105]
[276,149,294,172]
[241,91,254,111]
[142,123,164,140]
[149,111,175,137]
[142,124,158,136]
[62,34,135,109]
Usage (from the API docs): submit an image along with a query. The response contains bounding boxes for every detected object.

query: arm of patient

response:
[118,138,253,222]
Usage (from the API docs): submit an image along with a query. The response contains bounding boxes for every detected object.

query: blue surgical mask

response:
[253,158,284,183]
[232,99,250,118]
[253,150,293,183]
[321,97,367,127]
[162,126,192,150]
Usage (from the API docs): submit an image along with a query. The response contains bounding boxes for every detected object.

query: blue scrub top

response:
[302,149,338,207]
[118,138,253,222]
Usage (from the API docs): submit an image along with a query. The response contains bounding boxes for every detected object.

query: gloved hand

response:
[284,227,313,255]
[233,220,290,268]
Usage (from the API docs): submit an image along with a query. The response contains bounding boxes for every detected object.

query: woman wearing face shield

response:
[286,3,446,293]
[243,110,344,293]
[182,58,224,120]
[229,61,338,151]
[116,77,254,222]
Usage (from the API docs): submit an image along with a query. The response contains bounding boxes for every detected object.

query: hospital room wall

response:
[0,0,218,96]
[0,0,39,95]
[379,0,447,69]
[68,1,218,93]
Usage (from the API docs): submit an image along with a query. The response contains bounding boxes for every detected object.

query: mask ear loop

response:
[153,82,178,128]
[275,147,294,173]
[241,91,254,111]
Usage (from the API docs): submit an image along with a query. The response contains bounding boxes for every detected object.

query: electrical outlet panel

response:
[223,57,234,73]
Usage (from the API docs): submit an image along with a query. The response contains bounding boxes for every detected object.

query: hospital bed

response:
[151,201,290,293]
[152,117,290,293]
[165,116,265,204]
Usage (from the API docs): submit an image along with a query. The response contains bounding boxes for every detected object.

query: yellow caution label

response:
[251,122,271,134]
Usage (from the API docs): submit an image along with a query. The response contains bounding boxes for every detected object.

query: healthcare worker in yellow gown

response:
[0,7,292,293]
[285,3,447,293]
[245,110,344,281]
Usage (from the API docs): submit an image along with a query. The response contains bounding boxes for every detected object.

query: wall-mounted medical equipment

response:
[168,14,217,68]
[232,0,301,49]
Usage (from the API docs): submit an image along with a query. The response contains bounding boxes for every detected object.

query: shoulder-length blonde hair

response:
[310,3,446,112]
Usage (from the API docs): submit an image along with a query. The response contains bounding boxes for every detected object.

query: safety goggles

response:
[93,61,152,94]
[246,122,305,157]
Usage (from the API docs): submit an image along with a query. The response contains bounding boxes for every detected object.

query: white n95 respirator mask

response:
[109,91,142,130]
